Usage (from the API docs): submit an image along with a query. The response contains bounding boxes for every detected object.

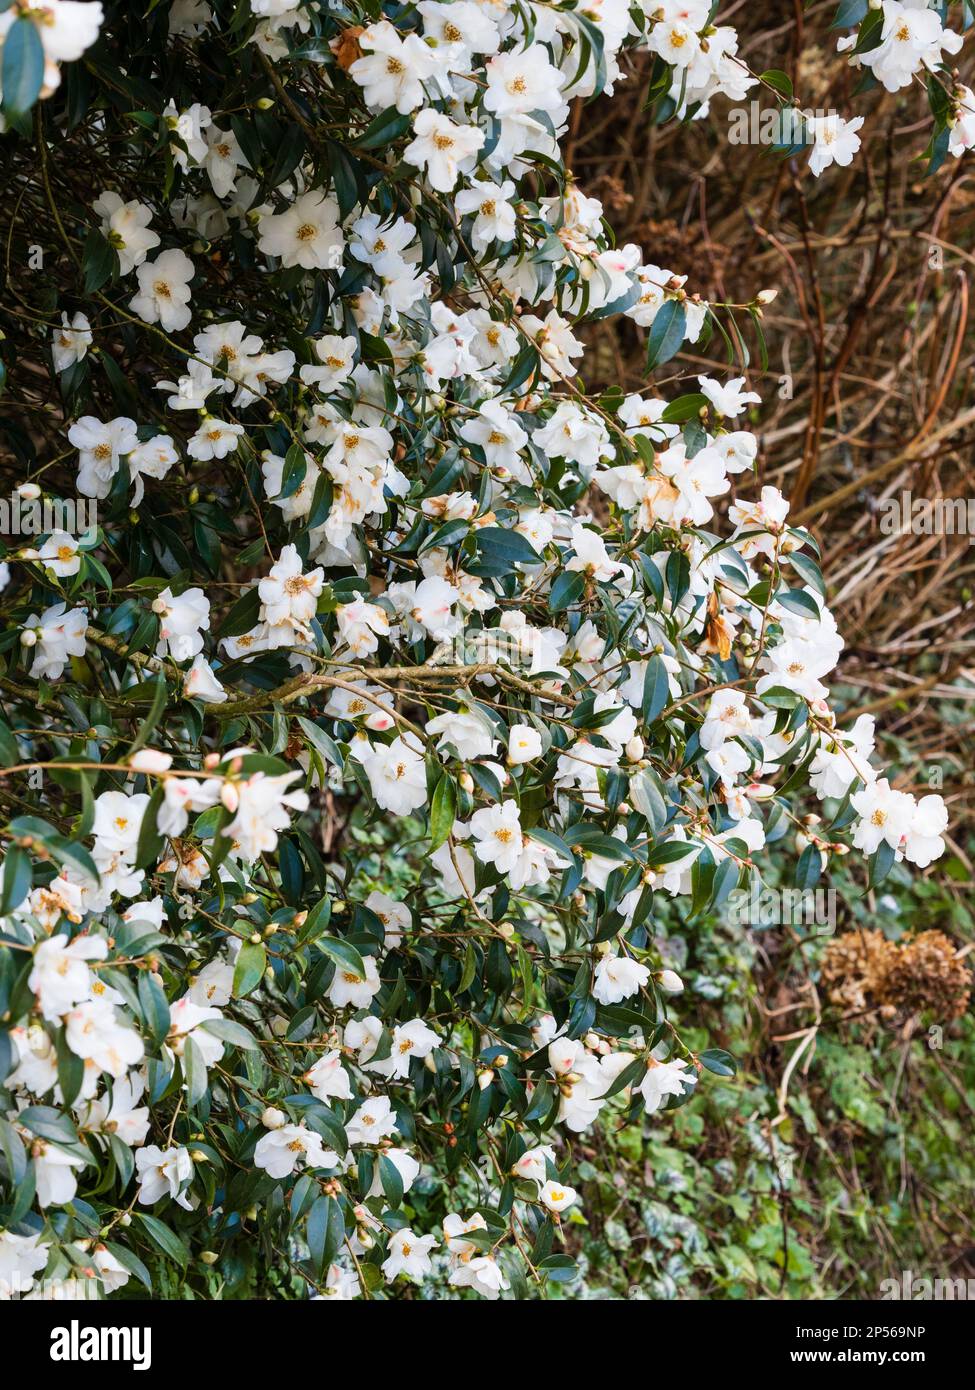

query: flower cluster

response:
[0,0,949,1302]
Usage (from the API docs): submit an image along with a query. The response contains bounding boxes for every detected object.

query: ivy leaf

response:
[698,1048,737,1077]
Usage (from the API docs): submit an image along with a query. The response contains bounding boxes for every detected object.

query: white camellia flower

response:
[903,794,949,868]
[381,1228,438,1283]
[187,957,235,1008]
[370,1018,438,1080]
[327,952,382,1010]
[222,770,309,861]
[483,44,565,119]
[135,1145,195,1207]
[592,952,651,1005]
[166,995,225,1072]
[507,723,543,765]
[539,1179,578,1214]
[858,0,962,93]
[806,111,864,177]
[163,100,211,167]
[31,1141,86,1209]
[404,109,485,191]
[154,586,210,662]
[566,522,625,583]
[0,0,103,93]
[203,123,247,197]
[510,1144,556,1186]
[810,714,876,799]
[455,178,517,248]
[83,1071,150,1147]
[443,1210,488,1257]
[304,1050,353,1102]
[28,934,108,1022]
[36,531,81,578]
[850,777,916,855]
[51,311,92,371]
[93,789,149,857]
[657,970,685,995]
[364,890,411,946]
[359,734,428,815]
[258,191,344,271]
[69,414,139,498]
[183,655,228,704]
[93,191,159,274]
[130,249,195,331]
[345,1095,398,1146]
[64,996,145,1077]
[349,20,441,113]
[470,799,524,875]
[169,0,212,37]
[0,1231,50,1299]
[426,706,497,761]
[698,374,761,418]
[128,434,178,504]
[258,544,324,637]
[157,775,221,838]
[254,1123,339,1179]
[91,1245,130,1294]
[366,1147,420,1198]
[949,85,975,157]
[299,333,357,391]
[22,602,88,680]
[636,1057,698,1114]
[448,1254,510,1300]
[187,416,245,461]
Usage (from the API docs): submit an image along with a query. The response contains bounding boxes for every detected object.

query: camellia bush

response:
[0,0,967,1301]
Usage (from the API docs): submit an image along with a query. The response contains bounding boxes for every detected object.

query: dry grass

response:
[576,6,975,862]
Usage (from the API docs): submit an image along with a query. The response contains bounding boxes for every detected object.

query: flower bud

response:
[17,482,41,501]
[130,749,173,773]
[20,628,37,648]
[261,1106,286,1130]
[657,970,684,995]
